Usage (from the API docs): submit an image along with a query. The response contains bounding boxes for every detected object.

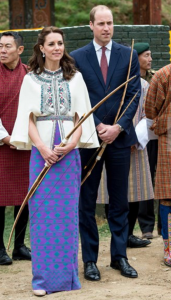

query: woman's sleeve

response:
[10,75,36,150]
[71,72,99,149]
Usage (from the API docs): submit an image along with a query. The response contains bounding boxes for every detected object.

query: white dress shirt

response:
[93,40,112,66]
[0,118,9,145]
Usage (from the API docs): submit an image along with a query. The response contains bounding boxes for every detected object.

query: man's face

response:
[0,35,22,66]
[138,50,152,72]
[90,9,114,46]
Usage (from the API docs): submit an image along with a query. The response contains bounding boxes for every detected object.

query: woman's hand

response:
[52,113,82,162]
[53,142,76,161]
[38,144,59,166]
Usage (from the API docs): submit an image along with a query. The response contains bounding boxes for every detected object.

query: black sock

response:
[0,206,6,249]
[14,205,29,249]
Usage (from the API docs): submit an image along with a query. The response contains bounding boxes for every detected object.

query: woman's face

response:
[40,32,65,64]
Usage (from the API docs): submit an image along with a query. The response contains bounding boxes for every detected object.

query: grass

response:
[4,206,158,249]
[55,0,133,27]
[4,207,142,249]
[0,1,9,30]
[97,217,141,239]
[4,207,30,250]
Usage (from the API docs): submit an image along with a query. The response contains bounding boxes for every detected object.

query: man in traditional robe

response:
[0,31,31,265]
[145,63,171,266]
[133,43,158,241]
[71,5,141,280]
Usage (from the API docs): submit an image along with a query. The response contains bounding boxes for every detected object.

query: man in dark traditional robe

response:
[0,31,31,265]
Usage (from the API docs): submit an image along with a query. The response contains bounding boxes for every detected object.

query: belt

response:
[36,115,74,121]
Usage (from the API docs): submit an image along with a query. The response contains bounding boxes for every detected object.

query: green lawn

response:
[4,207,30,250]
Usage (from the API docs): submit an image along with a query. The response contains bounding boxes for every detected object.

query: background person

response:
[145,63,171,266]
[133,42,159,240]
[0,31,31,265]
[127,78,153,248]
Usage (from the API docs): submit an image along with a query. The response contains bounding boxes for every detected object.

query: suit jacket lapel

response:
[86,42,105,89]
[106,41,121,88]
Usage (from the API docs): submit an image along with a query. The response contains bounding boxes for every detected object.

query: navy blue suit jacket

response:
[70,41,141,148]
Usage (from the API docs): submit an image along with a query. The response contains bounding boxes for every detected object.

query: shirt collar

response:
[93,40,112,51]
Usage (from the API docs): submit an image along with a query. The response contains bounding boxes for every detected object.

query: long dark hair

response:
[28,26,77,80]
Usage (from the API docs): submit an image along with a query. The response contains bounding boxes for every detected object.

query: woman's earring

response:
[42,53,45,57]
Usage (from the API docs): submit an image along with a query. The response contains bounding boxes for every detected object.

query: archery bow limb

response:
[7,75,136,250]
[81,90,139,185]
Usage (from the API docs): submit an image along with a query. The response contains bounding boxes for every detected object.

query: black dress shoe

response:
[0,248,12,265]
[12,245,31,260]
[110,258,138,278]
[84,262,101,281]
[127,235,151,248]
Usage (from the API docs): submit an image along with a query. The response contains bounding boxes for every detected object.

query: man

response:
[134,42,155,82]
[0,31,31,265]
[133,42,158,240]
[145,63,171,266]
[71,5,141,280]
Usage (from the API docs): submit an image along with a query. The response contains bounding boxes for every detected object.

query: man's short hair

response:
[90,5,112,23]
[0,31,23,47]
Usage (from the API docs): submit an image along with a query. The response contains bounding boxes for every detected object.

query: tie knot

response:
[101,46,106,53]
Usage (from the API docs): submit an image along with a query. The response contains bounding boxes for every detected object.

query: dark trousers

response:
[79,145,130,263]
[105,202,139,237]
[138,140,158,233]
[128,202,139,236]
[0,205,29,250]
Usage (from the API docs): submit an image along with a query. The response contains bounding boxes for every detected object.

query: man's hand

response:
[2,136,16,149]
[96,123,121,144]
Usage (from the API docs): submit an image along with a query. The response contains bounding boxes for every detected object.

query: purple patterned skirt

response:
[28,123,81,294]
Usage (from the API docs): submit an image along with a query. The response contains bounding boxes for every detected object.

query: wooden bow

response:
[7,75,136,250]
[82,39,136,184]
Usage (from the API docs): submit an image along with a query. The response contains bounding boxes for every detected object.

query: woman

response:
[11,27,99,296]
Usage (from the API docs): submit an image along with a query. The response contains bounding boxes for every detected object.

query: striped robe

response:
[97,78,154,204]
[145,64,171,200]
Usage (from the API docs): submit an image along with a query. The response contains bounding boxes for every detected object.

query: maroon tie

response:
[100,46,108,84]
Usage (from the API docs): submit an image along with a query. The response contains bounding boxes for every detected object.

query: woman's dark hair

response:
[28,26,77,80]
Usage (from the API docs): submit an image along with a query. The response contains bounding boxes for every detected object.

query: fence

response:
[0,25,170,69]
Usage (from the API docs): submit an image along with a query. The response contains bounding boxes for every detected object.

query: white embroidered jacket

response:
[10,69,99,150]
